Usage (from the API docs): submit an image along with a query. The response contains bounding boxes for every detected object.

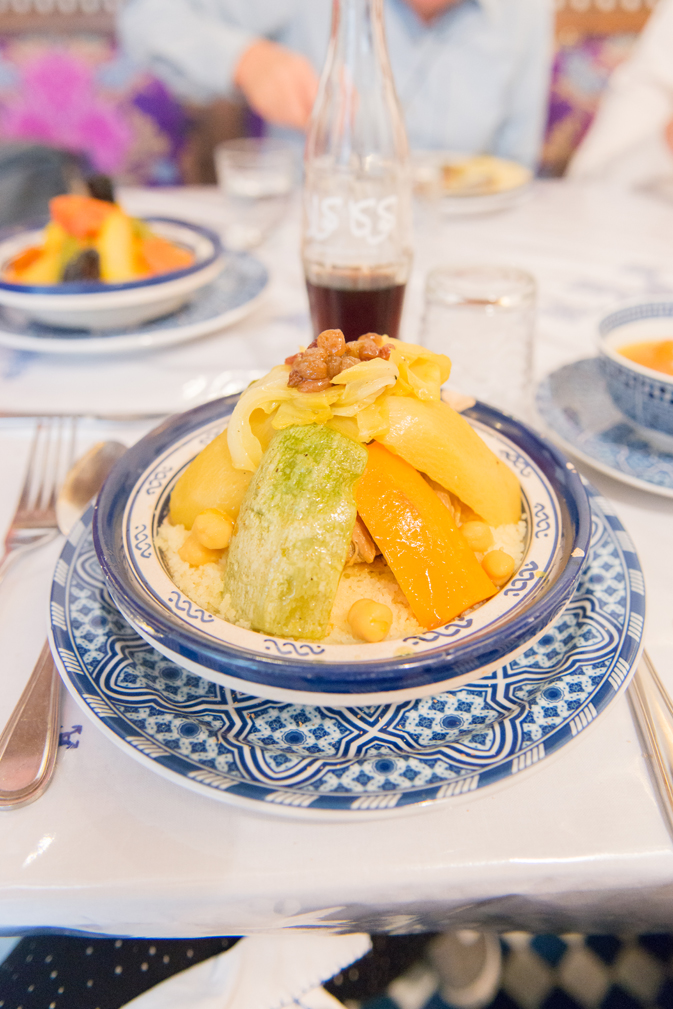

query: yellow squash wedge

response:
[96,209,136,283]
[378,396,521,527]
[169,429,252,529]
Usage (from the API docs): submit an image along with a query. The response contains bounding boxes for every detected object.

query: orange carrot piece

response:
[141,235,194,275]
[3,246,43,281]
[354,443,497,629]
[50,195,115,240]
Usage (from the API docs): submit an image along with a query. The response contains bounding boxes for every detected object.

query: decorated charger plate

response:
[49,486,644,820]
[537,359,673,499]
[92,398,591,706]
[0,252,267,355]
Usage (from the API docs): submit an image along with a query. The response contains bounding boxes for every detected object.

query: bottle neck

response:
[330,0,386,65]
[307,0,408,165]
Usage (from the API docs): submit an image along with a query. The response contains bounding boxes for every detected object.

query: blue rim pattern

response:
[0,217,222,294]
[536,358,673,495]
[599,300,673,337]
[0,253,268,345]
[92,399,592,698]
[50,489,645,815]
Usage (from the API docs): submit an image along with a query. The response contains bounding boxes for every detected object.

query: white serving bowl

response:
[0,217,223,330]
[92,396,591,707]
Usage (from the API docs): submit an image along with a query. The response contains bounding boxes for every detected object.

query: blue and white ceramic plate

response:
[0,217,224,330]
[537,358,673,499]
[93,398,591,706]
[50,488,644,819]
[0,251,267,355]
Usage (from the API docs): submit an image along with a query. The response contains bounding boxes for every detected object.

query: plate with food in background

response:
[0,178,225,331]
[412,153,533,215]
[92,333,591,706]
[0,251,268,356]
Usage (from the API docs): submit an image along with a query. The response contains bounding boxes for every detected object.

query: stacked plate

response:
[537,301,673,498]
[49,398,645,819]
[0,217,268,355]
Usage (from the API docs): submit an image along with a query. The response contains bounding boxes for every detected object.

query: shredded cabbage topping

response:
[228,340,451,472]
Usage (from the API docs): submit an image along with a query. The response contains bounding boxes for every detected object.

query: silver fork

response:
[0,417,78,589]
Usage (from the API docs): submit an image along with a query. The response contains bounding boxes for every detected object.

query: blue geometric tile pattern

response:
[350,933,673,1009]
[49,484,645,816]
[537,358,673,496]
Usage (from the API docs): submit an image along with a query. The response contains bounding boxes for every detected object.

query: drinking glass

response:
[419,265,536,418]
[215,138,296,249]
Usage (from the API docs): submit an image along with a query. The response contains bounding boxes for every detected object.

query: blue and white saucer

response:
[536,358,673,499]
[49,486,645,819]
[0,251,268,356]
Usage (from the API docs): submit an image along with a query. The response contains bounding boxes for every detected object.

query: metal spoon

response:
[0,441,126,810]
[56,440,127,538]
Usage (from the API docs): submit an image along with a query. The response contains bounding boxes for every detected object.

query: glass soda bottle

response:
[302,0,413,342]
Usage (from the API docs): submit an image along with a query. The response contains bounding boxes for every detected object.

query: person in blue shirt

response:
[120,0,553,169]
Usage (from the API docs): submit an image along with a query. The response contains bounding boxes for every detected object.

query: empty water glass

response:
[215,138,296,249]
[419,265,536,418]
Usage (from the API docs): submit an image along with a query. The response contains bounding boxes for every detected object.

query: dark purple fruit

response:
[86,174,115,203]
[62,248,101,282]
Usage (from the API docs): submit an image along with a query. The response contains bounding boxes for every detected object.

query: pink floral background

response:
[541,33,637,176]
[0,38,189,184]
[0,30,641,182]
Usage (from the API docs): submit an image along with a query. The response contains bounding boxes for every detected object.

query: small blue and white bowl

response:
[599,302,673,441]
[92,396,591,707]
[0,217,223,330]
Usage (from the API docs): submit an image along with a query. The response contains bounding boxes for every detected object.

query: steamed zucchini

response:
[223,425,367,639]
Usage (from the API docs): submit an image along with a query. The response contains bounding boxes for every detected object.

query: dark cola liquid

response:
[306,279,406,342]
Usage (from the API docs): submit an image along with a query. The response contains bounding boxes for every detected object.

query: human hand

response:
[404,0,462,22]
[666,117,673,154]
[234,39,319,131]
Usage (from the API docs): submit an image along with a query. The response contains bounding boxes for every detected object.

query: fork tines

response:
[16,417,78,527]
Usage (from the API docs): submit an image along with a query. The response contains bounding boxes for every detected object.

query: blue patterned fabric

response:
[345,934,673,1009]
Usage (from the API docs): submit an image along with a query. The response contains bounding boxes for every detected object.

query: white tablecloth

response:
[1,180,673,938]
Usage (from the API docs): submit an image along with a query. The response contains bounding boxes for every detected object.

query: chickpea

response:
[482,550,516,587]
[461,520,494,554]
[348,599,393,642]
[178,533,224,567]
[192,508,234,550]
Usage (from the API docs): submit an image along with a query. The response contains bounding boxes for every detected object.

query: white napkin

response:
[122,933,371,1009]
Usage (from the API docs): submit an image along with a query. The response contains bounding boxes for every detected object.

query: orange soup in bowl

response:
[618,339,673,376]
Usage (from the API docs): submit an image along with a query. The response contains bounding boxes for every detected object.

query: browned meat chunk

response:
[345,515,379,566]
